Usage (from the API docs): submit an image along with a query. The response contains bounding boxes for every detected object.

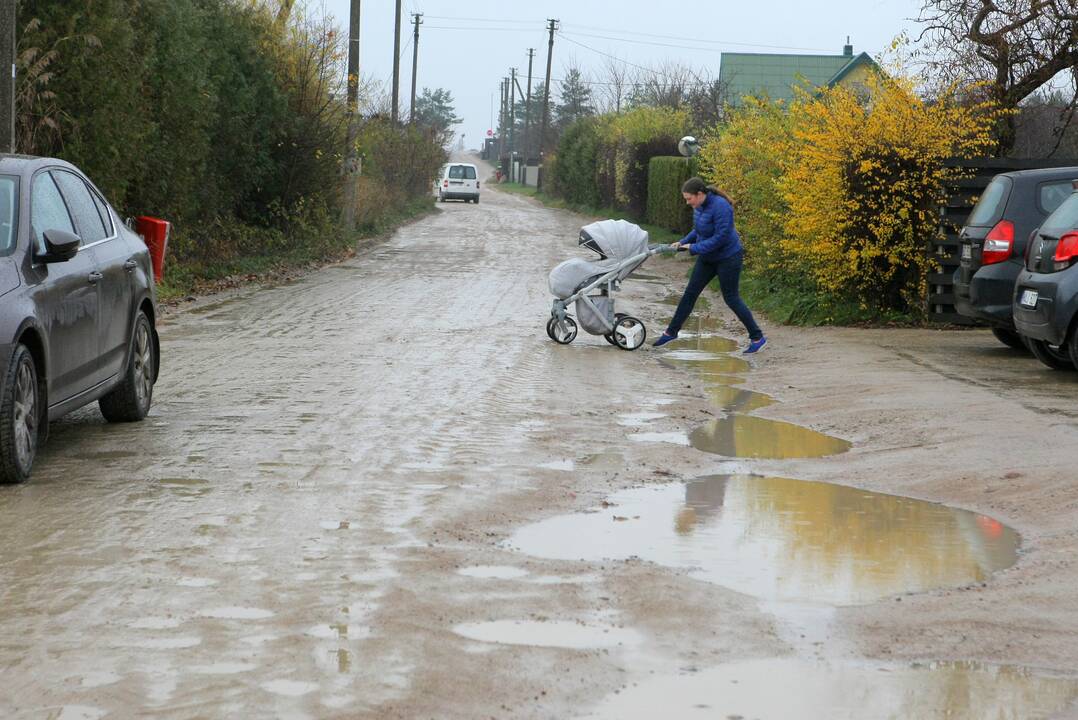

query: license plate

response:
[961,244,972,260]
[1019,289,1039,307]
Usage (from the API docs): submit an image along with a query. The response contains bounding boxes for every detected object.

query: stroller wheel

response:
[549,316,578,344]
[603,313,625,345]
[612,316,646,350]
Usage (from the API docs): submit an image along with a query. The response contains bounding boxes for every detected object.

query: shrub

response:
[781,75,999,315]
[646,156,697,233]
[698,97,794,280]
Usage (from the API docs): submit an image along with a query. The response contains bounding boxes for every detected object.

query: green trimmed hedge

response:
[646,156,697,233]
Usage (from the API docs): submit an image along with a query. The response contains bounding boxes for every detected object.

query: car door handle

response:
[123,260,138,272]
[87,271,103,284]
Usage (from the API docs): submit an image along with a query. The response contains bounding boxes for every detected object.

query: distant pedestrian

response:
[653,177,766,353]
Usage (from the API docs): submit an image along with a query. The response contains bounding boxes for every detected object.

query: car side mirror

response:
[40,229,81,263]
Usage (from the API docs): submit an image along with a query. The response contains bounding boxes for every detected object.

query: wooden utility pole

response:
[391,0,401,123]
[523,48,534,185]
[409,13,422,124]
[537,19,558,191]
[509,67,516,182]
[341,0,361,230]
[1,0,15,153]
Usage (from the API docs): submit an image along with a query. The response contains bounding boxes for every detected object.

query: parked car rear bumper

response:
[953,261,1021,328]
[1013,269,1078,344]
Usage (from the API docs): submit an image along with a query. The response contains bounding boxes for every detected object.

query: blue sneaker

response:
[652,331,678,347]
[743,336,767,354]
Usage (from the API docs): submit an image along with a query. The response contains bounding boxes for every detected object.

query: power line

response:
[556,32,670,79]
[423,14,540,24]
[423,25,545,32]
[559,29,832,55]
[561,23,833,53]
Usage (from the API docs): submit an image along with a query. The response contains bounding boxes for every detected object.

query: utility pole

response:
[509,68,516,183]
[409,13,422,124]
[1,0,15,153]
[523,48,534,186]
[391,0,401,123]
[500,78,508,167]
[537,19,558,191]
[341,0,361,230]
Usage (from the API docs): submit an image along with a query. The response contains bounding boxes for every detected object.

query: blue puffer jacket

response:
[679,192,742,261]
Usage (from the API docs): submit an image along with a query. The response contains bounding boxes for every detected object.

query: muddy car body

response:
[953,167,1078,349]
[1013,181,1078,369]
[0,155,160,483]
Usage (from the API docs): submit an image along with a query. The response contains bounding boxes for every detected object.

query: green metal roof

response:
[719,51,876,105]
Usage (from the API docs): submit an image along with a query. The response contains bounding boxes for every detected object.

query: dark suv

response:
[1,155,160,483]
[954,167,1078,349]
[1013,181,1078,369]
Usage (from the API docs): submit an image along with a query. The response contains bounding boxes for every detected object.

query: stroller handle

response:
[648,243,679,255]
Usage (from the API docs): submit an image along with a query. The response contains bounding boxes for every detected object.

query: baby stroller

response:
[546,219,671,350]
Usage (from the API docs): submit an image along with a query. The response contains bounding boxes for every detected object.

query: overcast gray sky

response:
[322,0,926,147]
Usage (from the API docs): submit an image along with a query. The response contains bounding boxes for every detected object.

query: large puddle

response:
[508,475,1018,605]
[580,657,1078,719]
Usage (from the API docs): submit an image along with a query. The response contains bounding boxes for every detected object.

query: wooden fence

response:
[929,157,1078,324]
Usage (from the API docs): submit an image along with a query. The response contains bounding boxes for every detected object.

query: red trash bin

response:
[136,216,170,284]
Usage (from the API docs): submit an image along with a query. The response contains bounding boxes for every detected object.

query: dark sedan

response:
[0,155,160,483]
[1013,181,1078,369]
[953,167,1078,349]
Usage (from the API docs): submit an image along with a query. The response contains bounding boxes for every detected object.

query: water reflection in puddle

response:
[705,385,774,413]
[581,657,1078,720]
[690,414,850,459]
[508,475,1018,605]
[454,620,641,649]
[662,351,750,375]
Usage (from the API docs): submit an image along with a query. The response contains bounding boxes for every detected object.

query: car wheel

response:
[99,311,156,422]
[438,192,445,203]
[1028,338,1074,370]
[991,327,1027,351]
[474,196,480,204]
[0,344,39,484]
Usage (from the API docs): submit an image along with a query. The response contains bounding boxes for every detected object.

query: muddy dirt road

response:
[3,156,1078,719]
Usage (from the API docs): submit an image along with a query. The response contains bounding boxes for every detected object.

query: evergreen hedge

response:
[646,156,697,233]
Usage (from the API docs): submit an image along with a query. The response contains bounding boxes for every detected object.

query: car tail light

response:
[1052,231,1078,270]
[981,219,1014,265]
[443,180,449,187]
[476,181,480,189]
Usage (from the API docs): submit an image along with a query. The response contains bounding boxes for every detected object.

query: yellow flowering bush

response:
[782,74,999,313]
[700,74,999,318]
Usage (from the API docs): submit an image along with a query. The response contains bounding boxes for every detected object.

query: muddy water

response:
[689,414,852,458]
[582,657,1078,719]
[508,474,1018,605]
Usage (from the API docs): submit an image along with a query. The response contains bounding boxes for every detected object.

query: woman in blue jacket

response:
[653,177,766,352]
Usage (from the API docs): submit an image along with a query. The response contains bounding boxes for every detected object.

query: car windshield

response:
[1040,192,1078,238]
[0,176,17,256]
[965,176,1011,227]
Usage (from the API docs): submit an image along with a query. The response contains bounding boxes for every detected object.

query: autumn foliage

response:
[701,74,999,317]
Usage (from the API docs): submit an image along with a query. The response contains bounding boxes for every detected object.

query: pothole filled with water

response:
[579,657,1078,720]
[507,475,1018,605]
[689,414,851,459]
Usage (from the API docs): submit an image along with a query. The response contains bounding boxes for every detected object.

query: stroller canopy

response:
[579,219,649,261]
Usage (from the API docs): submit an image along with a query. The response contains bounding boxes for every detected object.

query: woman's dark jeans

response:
[667,250,762,340]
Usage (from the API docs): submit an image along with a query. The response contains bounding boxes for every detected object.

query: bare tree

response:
[626,61,695,110]
[917,0,1078,153]
[594,55,631,114]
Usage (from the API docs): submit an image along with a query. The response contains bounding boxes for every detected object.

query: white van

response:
[438,163,480,203]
